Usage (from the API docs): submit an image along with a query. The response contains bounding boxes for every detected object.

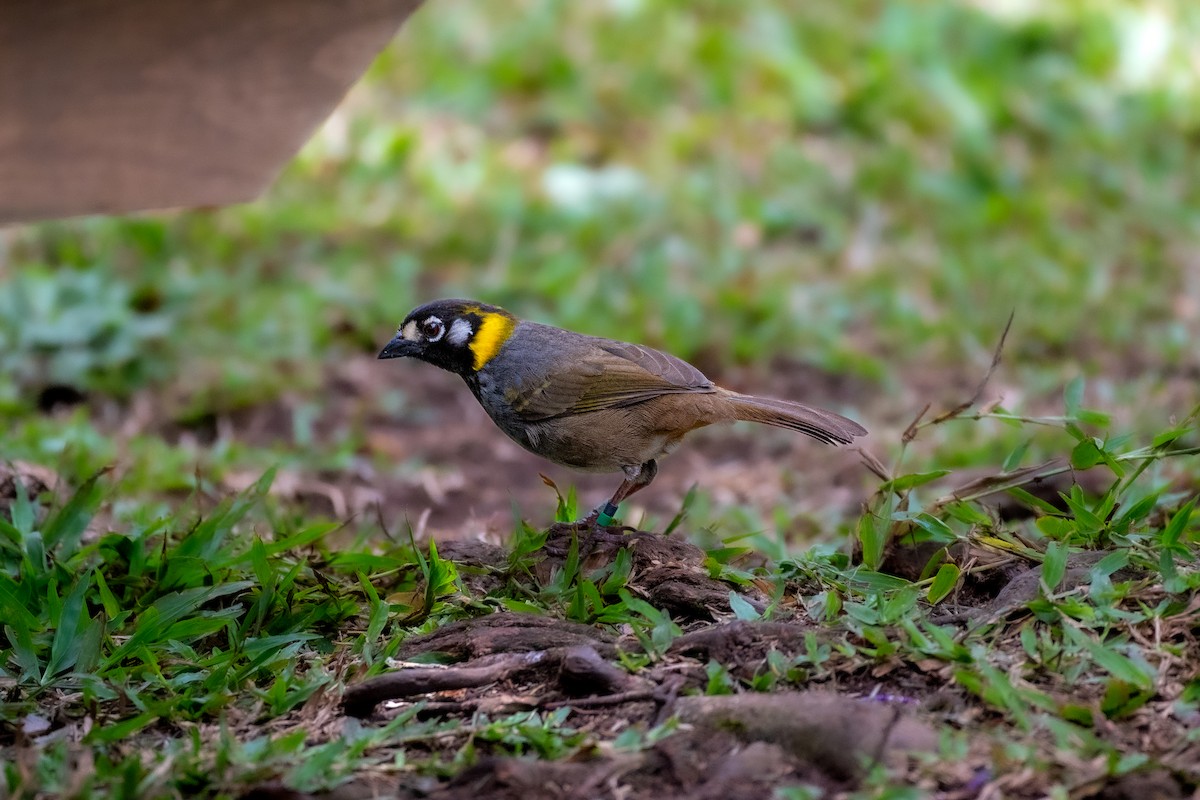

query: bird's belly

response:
[490,409,687,473]
[543,427,682,472]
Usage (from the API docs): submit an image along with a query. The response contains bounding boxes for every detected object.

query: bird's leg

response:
[591,460,658,526]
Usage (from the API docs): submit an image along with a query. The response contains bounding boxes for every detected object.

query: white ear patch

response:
[448,317,473,346]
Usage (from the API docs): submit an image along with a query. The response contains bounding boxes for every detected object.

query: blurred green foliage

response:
[1,0,1198,487]
[0,269,172,407]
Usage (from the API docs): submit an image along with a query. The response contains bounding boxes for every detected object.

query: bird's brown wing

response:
[504,338,715,421]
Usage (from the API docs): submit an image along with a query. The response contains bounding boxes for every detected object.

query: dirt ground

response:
[240,523,1198,800]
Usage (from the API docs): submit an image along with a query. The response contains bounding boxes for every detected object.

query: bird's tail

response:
[721,391,867,445]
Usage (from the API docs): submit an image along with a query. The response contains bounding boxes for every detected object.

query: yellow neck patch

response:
[469,311,517,371]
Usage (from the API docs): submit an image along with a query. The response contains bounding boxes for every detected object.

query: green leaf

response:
[1113,492,1160,530]
[554,484,578,524]
[600,548,632,595]
[85,711,156,744]
[1002,440,1031,472]
[856,513,886,571]
[918,547,947,581]
[943,501,992,526]
[1070,439,1103,470]
[927,563,961,604]
[1158,548,1181,593]
[362,576,389,645]
[1019,624,1038,660]
[41,470,106,555]
[819,590,842,621]
[1152,427,1189,449]
[705,546,754,564]
[882,586,920,622]
[1059,486,1104,533]
[1077,409,1111,427]
[103,582,252,667]
[881,470,951,493]
[1101,679,1153,719]
[1041,541,1067,592]
[8,475,36,533]
[847,570,912,591]
[910,513,957,543]
[5,622,40,680]
[1063,626,1155,691]
[23,530,46,576]
[0,518,23,557]
[0,575,40,632]
[1090,550,1129,579]
[43,571,92,683]
[1009,487,1063,516]
[92,569,121,620]
[73,614,105,674]
[1064,376,1085,417]
[1162,498,1196,549]
[663,485,698,536]
[501,598,545,614]
[728,591,761,621]
[1036,516,1073,540]
[545,530,580,597]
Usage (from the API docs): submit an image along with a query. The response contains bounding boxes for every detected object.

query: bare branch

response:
[926,311,1015,428]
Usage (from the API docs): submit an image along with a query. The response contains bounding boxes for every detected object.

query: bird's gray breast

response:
[467,346,551,454]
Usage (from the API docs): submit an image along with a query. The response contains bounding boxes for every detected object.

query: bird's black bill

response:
[378,335,417,360]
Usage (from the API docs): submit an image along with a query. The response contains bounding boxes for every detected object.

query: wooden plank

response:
[0,0,422,223]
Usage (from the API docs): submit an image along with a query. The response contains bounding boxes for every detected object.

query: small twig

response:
[375,503,399,545]
[345,639,682,725]
[927,311,1014,427]
[931,457,1068,509]
[343,650,550,718]
[907,311,1014,444]
[867,705,905,774]
[652,674,686,727]
[410,699,482,716]
[855,448,891,483]
[878,314,1013,507]
[901,403,931,445]
[542,689,659,710]
[931,444,1200,512]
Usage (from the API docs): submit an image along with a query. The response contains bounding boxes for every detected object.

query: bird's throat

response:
[469,311,517,371]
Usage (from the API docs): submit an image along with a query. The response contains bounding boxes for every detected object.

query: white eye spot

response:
[447,318,472,346]
[401,320,419,341]
[419,316,445,342]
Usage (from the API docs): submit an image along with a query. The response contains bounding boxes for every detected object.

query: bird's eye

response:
[420,317,445,342]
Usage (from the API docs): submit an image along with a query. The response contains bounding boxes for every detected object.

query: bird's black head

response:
[378,299,517,376]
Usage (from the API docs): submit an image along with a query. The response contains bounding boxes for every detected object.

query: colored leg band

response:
[596,501,619,526]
